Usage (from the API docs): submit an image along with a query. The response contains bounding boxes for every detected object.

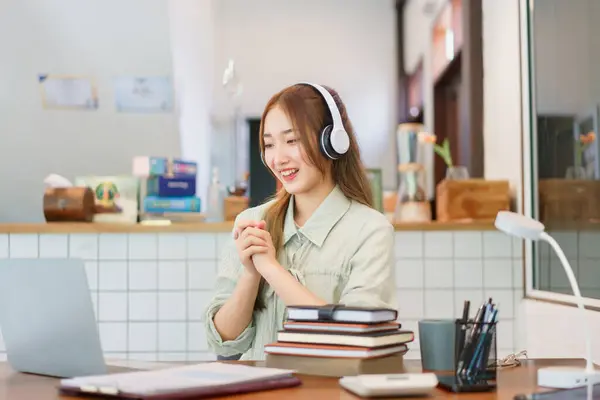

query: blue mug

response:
[418,319,456,371]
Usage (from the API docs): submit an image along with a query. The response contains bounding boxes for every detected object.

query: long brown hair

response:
[253,84,374,309]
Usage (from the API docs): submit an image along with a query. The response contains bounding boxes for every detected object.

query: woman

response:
[204,83,396,360]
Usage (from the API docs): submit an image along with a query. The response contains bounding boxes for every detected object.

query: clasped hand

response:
[233,220,277,276]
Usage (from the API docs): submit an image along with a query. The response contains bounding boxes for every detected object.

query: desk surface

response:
[0,359,583,399]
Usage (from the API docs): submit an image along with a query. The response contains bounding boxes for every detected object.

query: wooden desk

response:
[0,359,584,399]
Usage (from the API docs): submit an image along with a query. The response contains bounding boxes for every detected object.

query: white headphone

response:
[261,82,350,166]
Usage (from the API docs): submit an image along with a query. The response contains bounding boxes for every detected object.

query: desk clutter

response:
[264,304,414,377]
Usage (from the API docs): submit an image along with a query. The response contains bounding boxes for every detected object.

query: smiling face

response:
[262,106,331,195]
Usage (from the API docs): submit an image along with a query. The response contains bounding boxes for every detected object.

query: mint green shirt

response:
[204,185,397,360]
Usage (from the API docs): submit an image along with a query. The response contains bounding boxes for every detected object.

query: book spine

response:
[143,196,201,213]
[147,176,196,197]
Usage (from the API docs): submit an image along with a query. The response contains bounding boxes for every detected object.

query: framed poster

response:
[38,74,98,110]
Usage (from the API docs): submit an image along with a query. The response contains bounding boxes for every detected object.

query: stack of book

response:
[132,156,203,222]
[265,305,414,377]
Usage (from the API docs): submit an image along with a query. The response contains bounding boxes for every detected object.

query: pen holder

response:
[454,319,497,381]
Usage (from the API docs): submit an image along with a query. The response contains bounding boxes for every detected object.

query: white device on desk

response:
[339,373,438,398]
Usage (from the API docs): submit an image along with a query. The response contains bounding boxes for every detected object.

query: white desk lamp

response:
[495,211,599,389]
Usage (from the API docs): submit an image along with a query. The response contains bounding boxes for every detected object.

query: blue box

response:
[143,196,201,213]
[133,156,197,177]
[147,176,196,197]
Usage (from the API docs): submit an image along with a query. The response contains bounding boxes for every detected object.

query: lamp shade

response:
[494,211,546,241]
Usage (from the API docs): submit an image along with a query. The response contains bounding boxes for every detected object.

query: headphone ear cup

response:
[320,125,340,160]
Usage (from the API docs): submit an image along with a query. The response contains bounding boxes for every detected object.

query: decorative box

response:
[224,196,248,221]
[133,156,197,177]
[143,196,201,213]
[436,179,510,222]
[538,179,600,225]
[147,176,196,198]
[74,176,140,224]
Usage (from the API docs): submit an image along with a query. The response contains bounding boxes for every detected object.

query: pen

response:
[457,299,490,376]
[455,301,471,368]
[466,307,498,376]
[461,300,470,322]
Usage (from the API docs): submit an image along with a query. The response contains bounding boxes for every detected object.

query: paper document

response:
[38,74,98,110]
[114,76,173,113]
[60,362,295,395]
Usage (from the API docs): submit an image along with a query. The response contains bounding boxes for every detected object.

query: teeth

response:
[281,169,298,177]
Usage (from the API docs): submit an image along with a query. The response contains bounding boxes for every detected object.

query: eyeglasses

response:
[494,350,528,369]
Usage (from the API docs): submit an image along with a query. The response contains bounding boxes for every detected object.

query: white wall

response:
[0,0,180,222]
[211,0,399,189]
[482,0,523,210]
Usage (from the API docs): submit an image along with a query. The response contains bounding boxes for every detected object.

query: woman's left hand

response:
[244,226,277,273]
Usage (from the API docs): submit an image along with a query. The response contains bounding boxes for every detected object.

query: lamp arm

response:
[541,232,594,373]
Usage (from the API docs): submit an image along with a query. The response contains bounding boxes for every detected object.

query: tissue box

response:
[133,156,197,177]
[74,176,140,224]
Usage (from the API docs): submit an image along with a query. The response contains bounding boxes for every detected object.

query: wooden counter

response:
[0,220,497,234]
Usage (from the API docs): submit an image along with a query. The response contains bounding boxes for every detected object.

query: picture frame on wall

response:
[366,168,383,213]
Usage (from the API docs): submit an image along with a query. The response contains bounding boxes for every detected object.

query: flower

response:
[418,132,437,144]
[574,131,596,168]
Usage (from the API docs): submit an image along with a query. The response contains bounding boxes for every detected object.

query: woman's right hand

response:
[233,220,268,275]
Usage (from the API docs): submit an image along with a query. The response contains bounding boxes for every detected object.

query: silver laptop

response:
[0,258,107,378]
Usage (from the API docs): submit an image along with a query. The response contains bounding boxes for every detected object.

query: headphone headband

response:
[297,82,344,131]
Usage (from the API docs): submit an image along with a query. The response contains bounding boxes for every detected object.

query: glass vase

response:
[446,166,470,180]
[565,166,587,179]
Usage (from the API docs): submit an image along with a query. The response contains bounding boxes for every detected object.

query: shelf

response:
[0,220,496,234]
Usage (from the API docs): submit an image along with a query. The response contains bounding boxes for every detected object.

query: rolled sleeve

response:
[203,228,256,357]
[204,289,256,357]
[339,221,397,309]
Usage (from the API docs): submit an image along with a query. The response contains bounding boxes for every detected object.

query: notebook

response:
[282,321,401,333]
[58,362,300,399]
[265,351,408,377]
[277,329,414,348]
[264,342,408,358]
[286,305,398,324]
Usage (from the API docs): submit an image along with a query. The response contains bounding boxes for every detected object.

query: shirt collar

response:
[283,185,351,247]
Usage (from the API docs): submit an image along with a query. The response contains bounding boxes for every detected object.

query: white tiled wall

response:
[396,231,523,360]
[0,229,522,362]
[536,231,600,299]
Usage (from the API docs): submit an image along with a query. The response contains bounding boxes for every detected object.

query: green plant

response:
[433,138,453,167]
